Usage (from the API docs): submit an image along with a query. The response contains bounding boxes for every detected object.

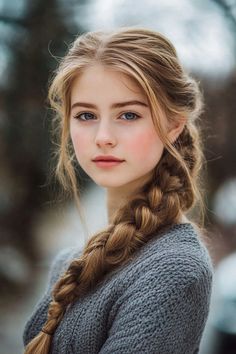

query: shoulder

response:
[47,245,84,290]
[150,222,213,273]
[121,222,213,293]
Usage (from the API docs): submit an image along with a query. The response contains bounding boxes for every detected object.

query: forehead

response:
[70,64,148,105]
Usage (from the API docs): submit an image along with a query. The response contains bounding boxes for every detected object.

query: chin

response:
[95,181,126,188]
[93,177,131,189]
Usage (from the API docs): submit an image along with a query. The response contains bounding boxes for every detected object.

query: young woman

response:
[23,27,213,354]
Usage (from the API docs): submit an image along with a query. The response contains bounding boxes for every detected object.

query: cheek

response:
[127,130,163,161]
[70,125,88,157]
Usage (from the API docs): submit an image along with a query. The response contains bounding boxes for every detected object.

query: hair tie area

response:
[41,327,54,336]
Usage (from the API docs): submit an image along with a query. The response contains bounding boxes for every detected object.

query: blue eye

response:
[74,112,95,121]
[73,111,140,121]
[121,112,140,121]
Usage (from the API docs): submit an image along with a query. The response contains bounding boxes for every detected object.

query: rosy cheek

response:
[70,128,88,154]
[127,130,160,158]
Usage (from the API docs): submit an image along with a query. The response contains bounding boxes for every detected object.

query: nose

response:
[94,121,117,148]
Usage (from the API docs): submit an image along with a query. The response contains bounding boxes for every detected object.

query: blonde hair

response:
[25,26,206,353]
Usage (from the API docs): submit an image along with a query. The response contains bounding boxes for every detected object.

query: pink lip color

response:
[93,161,124,168]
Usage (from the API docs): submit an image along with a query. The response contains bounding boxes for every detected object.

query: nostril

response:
[95,136,116,146]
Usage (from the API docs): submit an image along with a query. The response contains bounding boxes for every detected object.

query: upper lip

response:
[92,155,124,162]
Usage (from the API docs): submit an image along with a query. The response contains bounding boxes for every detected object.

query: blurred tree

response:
[0,0,87,294]
[202,0,236,220]
[212,0,236,36]
[203,77,236,197]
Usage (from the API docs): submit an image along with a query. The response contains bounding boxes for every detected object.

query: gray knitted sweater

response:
[23,223,213,354]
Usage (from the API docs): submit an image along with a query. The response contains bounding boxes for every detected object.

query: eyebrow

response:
[71,100,149,110]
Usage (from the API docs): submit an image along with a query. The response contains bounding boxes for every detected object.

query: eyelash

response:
[73,111,141,122]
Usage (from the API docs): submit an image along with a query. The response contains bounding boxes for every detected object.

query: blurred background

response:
[0,0,236,353]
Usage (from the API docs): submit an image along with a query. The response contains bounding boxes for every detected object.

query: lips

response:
[92,155,124,162]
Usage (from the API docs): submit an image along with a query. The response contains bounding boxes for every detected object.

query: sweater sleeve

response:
[23,246,83,347]
[99,255,213,354]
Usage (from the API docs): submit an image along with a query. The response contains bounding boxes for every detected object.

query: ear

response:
[167,117,186,143]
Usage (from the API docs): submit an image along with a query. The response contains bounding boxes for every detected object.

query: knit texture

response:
[23,223,213,354]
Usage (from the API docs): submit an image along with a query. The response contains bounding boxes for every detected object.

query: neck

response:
[106,173,153,224]
[106,188,130,224]
[106,185,190,226]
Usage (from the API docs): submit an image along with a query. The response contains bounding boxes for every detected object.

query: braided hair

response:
[24,27,205,353]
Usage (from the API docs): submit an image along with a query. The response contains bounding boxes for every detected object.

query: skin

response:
[70,64,186,223]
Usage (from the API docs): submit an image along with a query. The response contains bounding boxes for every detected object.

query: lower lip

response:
[93,160,124,167]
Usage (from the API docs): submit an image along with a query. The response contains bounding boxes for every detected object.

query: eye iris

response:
[84,113,93,120]
[125,112,135,120]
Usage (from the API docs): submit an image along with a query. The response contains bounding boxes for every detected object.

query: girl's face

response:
[70,64,165,192]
